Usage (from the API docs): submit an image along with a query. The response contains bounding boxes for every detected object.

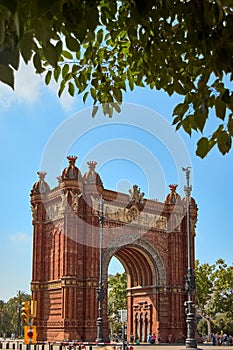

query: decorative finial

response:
[37,171,47,180]
[165,184,180,204]
[169,184,178,192]
[67,155,77,165]
[33,171,50,193]
[87,161,97,171]
[182,166,192,194]
[129,184,144,204]
[182,166,191,181]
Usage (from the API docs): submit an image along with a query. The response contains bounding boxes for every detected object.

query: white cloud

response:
[0,61,43,110]
[10,232,31,242]
[0,60,77,112]
[15,63,43,103]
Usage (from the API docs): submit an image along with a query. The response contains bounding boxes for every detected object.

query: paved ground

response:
[128,344,232,350]
[90,342,233,350]
[0,340,232,350]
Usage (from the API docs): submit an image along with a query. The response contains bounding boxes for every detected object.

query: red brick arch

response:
[102,237,166,287]
[30,158,198,343]
[102,237,167,342]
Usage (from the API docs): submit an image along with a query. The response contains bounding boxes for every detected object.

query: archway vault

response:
[102,235,167,288]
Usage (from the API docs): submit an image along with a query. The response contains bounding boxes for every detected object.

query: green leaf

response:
[10,46,19,70]
[96,29,104,43]
[217,130,231,155]
[62,64,69,78]
[45,70,52,85]
[212,124,224,139]
[182,115,192,136]
[102,103,111,116]
[58,80,65,97]
[74,77,82,91]
[85,30,95,43]
[102,102,113,117]
[62,50,73,60]
[72,64,81,74]
[112,87,122,102]
[215,97,226,120]
[92,105,98,118]
[196,137,214,158]
[76,50,80,60]
[111,102,121,113]
[19,32,33,63]
[174,81,186,95]
[198,70,211,88]
[43,43,59,67]
[86,6,99,31]
[127,70,134,91]
[90,87,96,99]
[83,91,89,103]
[56,40,62,56]
[0,64,14,89]
[175,121,182,130]
[68,81,75,96]
[227,117,233,136]
[33,53,44,74]
[91,78,98,88]
[66,35,80,52]
[195,110,207,132]
[54,66,61,82]
[172,115,181,125]
[0,18,5,46]
[35,19,54,44]
[85,46,92,60]
[166,84,174,96]
[173,102,188,117]
[97,47,104,63]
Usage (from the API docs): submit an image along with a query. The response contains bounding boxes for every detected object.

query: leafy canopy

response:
[108,272,127,334]
[1,0,233,156]
[195,259,233,337]
[108,272,127,316]
[0,290,30,335]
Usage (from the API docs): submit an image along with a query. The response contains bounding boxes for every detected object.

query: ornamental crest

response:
[128,185,144,205]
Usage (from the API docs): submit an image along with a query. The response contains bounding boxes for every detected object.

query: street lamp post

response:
[182,167,200,350]
[96,197,105,343]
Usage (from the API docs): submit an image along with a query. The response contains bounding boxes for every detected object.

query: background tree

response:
[211,259,233,318]
[195,259,233,339]
[195,260,215,340]
[0,291,30,337]
[108,272,127,336]
[0,0,233,157]
[0,300,6,335]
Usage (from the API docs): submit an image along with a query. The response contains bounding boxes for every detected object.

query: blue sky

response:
[0,62,232,302]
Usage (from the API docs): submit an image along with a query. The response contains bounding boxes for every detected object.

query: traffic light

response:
[21,301,30,325]
[24,325,37,344]
[30,300,37,318]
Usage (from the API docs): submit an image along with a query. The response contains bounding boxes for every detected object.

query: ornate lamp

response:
[96,197,105,343]
[182,167,200,350]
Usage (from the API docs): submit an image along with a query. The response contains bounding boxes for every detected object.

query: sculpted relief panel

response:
[32,190,167,231]
[32,190,82,222]
[91,196,167,231]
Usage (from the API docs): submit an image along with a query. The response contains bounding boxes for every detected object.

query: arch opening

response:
[105,238,166,343]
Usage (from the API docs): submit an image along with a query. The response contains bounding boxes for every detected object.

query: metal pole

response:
[182,167,200,350]
[96,197,105,343]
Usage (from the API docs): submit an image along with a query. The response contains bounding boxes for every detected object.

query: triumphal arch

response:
[30,156,198,343]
